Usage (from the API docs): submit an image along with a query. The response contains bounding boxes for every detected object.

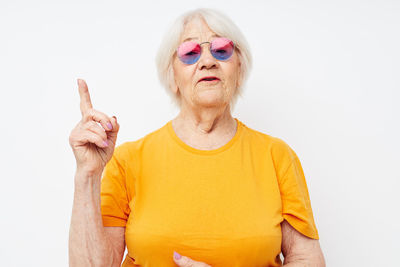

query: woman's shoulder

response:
[240,120,292,150]
[240,120,299,166]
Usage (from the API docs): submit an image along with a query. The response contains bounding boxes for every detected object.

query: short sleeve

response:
[100,144,131,227]
[273,138,320,240]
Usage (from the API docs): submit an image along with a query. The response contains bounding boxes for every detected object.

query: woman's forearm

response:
[68,169,117,267]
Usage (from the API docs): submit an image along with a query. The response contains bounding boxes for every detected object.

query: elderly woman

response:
[69,8,325,267]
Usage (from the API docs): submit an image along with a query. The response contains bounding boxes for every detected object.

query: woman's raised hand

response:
[69,79,120,174]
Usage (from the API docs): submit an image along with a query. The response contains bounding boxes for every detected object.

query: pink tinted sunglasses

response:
[176,37,235,64]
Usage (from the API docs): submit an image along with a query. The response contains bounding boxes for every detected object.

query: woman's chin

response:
[194,95,227,107]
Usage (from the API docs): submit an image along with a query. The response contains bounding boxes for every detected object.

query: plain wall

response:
[0,0,399,266]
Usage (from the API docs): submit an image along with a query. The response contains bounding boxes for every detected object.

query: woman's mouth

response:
[198,76,221,83]
[200,79,220,83]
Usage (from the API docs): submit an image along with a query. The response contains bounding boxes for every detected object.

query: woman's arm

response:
[68,169,124,267]
[281,219,326,267]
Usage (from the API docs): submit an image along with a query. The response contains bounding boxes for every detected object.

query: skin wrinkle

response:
[170,17,241,150]
[282,220,307,265]
[281,220,325,266]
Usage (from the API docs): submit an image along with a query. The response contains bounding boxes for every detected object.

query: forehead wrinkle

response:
[182,34,220,43]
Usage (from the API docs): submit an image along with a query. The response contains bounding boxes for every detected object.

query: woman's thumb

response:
[173,251,192,266]
[173,251,209,267]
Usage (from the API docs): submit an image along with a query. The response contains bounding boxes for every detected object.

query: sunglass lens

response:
[177,41,201,64]
[211,37,234,60]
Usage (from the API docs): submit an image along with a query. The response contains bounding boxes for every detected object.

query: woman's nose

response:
[198,44,217,69]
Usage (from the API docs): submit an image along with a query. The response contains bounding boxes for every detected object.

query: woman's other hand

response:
[69,79,120,174]
[173,251,211,267]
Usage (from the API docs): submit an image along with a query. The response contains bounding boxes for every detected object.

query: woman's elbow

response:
[305,248,326,267]
[284,252,326,267]
[315,250,326,267]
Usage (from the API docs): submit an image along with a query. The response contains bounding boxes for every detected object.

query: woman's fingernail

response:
[107,122,113,130]
[103,140,109,147]
[173,251,181,260]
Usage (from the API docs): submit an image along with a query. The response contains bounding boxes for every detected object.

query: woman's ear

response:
[169,64,179,94]
[236,61,242,89]
[171,80,179,94]
[166,70,176,95]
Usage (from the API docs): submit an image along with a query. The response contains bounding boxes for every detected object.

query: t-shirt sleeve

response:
[100,143,131,227]
[272,138,320,240]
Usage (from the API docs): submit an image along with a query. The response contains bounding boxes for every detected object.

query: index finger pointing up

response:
[77,79,93,116]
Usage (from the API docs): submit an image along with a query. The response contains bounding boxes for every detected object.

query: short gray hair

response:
[155,8,253,111]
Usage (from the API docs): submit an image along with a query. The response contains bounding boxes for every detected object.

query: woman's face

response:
[172,18,241,109]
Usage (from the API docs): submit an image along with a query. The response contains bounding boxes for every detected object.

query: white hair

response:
[155,8,253,111]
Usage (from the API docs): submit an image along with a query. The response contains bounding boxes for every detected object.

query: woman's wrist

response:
[73,168,103,209]
[74,167,103,187]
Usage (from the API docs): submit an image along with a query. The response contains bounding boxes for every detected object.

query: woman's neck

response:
[171,104,237,150]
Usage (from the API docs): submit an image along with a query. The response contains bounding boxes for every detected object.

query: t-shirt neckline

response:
[166,117,243,155]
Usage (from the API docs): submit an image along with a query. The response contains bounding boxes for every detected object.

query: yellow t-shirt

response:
[100,118,319,267]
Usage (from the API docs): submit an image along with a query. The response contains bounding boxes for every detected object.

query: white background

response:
[0,0,399,266]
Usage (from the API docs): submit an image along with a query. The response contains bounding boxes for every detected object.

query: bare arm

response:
[69,79,123,266]
[69,169,124,267]
[281,219,326,267]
